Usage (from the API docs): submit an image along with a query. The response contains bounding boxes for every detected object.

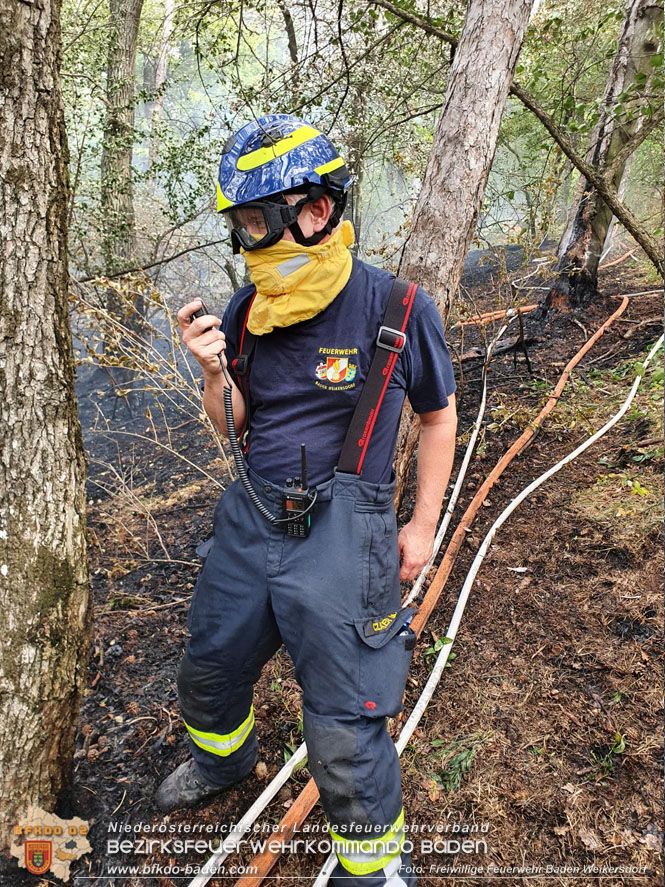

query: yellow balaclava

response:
[242,219,355,335]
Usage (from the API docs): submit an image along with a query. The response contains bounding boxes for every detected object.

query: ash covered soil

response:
[22,252,664,887]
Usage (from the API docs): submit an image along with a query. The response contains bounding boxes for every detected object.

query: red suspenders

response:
[231,277,417,472]
[337,278,416,473]
[229,290,257,452]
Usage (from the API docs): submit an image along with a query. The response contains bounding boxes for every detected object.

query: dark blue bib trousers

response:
[178,467,418,885]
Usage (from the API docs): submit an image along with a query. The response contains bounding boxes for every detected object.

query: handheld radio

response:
[282,445,313,538]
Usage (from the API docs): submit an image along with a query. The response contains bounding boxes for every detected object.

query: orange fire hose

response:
[234,296,629,887]
[453,304,538,327]
[598,248,637,270]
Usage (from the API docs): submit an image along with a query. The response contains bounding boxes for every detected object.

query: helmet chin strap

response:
[288,221,332,247]
[286,191,347,247]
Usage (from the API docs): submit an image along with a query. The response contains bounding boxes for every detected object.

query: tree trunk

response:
[349,161,364,253]
[548,0,662,309]
[347,88,368,253]
[600,152,633,257]
[0,0,90,850]
[394,0,535,506]
[276,0,299,99]
[101,0,146,400]
[145,0,174,173]
[100,0,144,275]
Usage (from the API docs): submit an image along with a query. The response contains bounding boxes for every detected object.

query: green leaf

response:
[291,754,308,773]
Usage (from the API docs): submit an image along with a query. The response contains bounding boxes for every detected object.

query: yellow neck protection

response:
[242,220,355,335]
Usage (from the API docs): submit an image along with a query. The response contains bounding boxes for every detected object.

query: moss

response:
[35,546,76,614]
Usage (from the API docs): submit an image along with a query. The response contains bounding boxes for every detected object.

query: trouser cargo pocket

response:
[187,536,215,632]
[356,504,400,613]
[353,606,417,719]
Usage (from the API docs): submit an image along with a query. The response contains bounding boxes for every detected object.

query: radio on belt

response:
[282,444,315,538]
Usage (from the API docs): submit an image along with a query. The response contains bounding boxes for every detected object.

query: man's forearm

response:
[202,370,247,438]
[411,411,457,530]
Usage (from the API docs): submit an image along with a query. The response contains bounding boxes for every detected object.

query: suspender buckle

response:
[232,354,250,375]
[376,325,406,353]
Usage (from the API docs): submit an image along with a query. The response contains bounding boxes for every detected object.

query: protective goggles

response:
[223,195,309,254]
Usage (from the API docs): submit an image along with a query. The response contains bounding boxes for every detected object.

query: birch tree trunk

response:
[548,0,663,309]
[0,0,90,848]
[100,0,144,275]
[394,0,535,506]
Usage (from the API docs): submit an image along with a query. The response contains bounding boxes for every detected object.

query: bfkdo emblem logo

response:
[316,356,357,384]
[25,840,52,875]
[12,806,91,881]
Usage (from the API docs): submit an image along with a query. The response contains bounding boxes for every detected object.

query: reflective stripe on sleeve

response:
[183,706,255,757]
[329,808,406,876]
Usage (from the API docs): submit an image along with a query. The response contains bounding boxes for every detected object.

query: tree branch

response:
[370,0,459,46]
[76,238,230,283]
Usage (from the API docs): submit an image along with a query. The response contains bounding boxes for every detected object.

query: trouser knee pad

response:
[304,708,403,829]
[177,651,258,784]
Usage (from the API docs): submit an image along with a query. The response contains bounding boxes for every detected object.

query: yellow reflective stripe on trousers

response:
[330,808,405,876]
[183,706,254,757]
[236,125,321,171]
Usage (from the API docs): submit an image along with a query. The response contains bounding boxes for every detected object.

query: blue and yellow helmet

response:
[217,114,353,252]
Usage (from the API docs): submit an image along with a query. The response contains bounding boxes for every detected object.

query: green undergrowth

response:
[428,732,493,793]
[567,340,664,554]
[491,338,663,442]
[486,339,663,552]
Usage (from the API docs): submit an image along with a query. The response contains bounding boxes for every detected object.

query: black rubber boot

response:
[154,758,248,812]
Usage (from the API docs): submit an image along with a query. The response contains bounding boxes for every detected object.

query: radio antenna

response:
[300,443,308,490]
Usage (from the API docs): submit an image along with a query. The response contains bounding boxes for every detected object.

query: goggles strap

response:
[229,188,347,251]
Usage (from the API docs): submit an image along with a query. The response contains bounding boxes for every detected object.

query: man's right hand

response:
[177,300,228,378]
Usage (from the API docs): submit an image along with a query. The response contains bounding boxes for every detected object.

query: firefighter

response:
[156,114,457,886]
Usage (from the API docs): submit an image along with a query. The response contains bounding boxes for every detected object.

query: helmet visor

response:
[223,199,301,253]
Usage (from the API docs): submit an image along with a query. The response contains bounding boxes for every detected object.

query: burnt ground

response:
[10,253,663,887]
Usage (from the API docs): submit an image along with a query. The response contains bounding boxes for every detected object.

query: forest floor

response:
[23,250,664,887]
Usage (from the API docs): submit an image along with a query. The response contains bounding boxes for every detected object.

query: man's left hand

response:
[398,520,435,582]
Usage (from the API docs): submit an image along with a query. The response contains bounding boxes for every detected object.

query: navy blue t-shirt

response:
[221,257,456,486]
